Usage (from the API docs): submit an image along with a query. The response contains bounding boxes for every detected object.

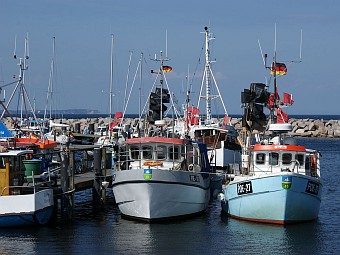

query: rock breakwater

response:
[3,117,340,138]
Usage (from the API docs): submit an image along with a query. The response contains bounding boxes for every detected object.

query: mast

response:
[204,26,212,121]
[109,34,114,139]
[44,36,56,121]
[159,51,164,121]
[1,35,44,136]
[198,26,229,124]
[139,52,143,123]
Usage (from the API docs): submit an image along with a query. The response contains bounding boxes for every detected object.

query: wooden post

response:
[93,148,106,208]
[60,147,74,221]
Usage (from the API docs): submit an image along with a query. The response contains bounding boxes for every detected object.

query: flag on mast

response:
[270,62,287,75]
[283,93,294,105]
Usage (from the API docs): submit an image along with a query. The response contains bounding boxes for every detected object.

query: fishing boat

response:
[43,119,70,144]
[111,51,211,221]
[177,27,241,197]
[220,33,322,224]
[112,135,211,221]
[0,148,54,227]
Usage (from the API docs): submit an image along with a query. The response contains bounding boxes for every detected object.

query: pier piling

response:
[60,145,75,221]
[93,148,107,208]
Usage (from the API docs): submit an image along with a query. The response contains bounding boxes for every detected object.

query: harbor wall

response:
[4,117,340,138]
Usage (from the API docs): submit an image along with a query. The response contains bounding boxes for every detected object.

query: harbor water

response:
[0,137,339,254]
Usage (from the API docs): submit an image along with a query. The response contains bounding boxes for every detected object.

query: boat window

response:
[142,145,153,160]
[282,153,292,165]
[130,146,140,160]
[255,153,266,165]
[169,145,180,160]
[295,154,304,167]
[156,145,167,160]
[269,152,279,166]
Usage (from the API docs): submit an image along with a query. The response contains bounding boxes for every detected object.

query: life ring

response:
[143,160,163,167]
[188,164,194,171]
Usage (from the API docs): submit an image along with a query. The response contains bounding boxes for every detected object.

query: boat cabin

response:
[117,137,206,172]
[0,149,33,196]
[250,144,320,177]
[95,125,109,136]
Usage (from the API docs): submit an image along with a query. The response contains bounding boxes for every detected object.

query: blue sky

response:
[0,0,339,115]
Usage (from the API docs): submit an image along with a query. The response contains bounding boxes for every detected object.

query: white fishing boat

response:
[112,135,211,221]
[112,51,211,221]
[0,149,54,227]
[220,31,322,224]
[43,119,69,144]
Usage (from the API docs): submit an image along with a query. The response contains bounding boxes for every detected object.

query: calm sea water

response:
[0,137,339,255]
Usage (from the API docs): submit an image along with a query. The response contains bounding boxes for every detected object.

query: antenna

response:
[299,29,303,61]
[165,30,168,59]
[274,23,277,54]
[13,35,17,59]
[258,40,266,67]
[25,33,29,60]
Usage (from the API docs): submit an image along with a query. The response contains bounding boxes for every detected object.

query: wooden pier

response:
[50,144,114,222]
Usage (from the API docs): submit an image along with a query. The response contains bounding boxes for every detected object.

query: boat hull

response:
[222,173,322,224]
[0,189,54,227]
[112,168,210,221]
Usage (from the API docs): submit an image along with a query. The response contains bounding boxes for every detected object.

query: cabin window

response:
[142,145,153,160]
[282,153,292,165]
[269,152,279,166]
[156,145,167,160]
[130,146,140,160]
[255,153,266,165]
[295,154,304,167]
[169,145,180,160]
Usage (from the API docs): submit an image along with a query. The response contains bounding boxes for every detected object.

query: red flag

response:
[114,112,123,119]
[109,121,117,131]
[188,116,199,125]
[268,91,280,107]
[277,108,289,123]
[187,106,200,115]
[283,93,294,105]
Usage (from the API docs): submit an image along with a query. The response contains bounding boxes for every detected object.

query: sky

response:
[0,0,339,116]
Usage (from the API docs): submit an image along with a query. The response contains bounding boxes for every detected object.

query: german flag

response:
[270,62,287,75]
[162,66,172,72]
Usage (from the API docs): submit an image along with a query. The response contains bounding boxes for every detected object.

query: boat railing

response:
[0,182,52,196]
[0,167,58,197]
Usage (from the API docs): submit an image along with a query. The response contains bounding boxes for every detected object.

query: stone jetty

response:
[3,117,340,138]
